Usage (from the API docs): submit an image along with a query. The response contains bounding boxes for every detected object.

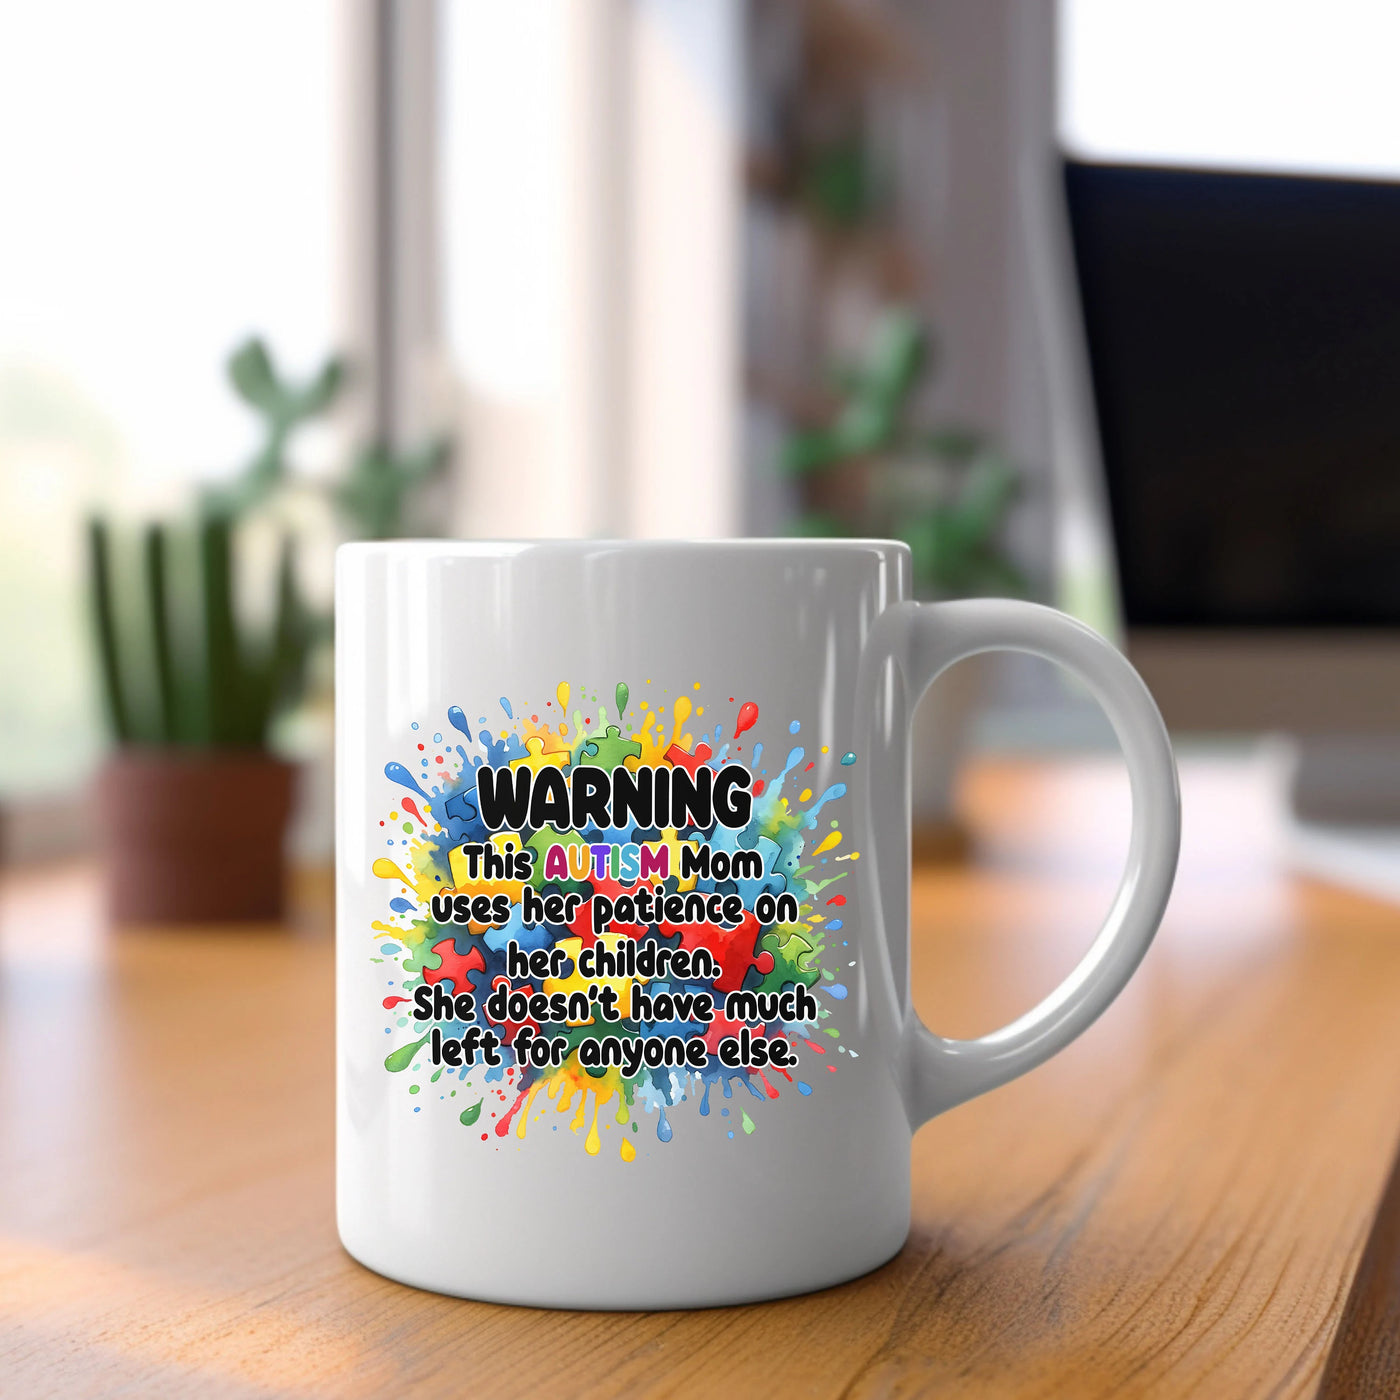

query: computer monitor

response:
[1063,158,1400,739]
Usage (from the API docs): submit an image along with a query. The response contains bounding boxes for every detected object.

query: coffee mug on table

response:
[337,540,1179,1308]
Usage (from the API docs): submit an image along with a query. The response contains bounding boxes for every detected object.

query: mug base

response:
[339,1224,908,1311]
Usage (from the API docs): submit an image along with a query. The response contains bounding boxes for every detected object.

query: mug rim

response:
[337,537,911,558]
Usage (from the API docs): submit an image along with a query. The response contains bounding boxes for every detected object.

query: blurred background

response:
[3,0,1400,908]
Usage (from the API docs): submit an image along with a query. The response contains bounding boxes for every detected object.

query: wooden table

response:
[4,755,1400,1398]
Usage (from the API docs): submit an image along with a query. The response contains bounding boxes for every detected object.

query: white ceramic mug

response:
[336,540,1179,1308]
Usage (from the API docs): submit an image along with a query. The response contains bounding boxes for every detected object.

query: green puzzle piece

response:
[583,724,642,772]
[756,925,822,995]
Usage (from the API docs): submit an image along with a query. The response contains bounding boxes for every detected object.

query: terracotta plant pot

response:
[96,750,296,924]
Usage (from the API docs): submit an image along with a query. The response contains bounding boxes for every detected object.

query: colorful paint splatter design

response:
[371,682,858,1161]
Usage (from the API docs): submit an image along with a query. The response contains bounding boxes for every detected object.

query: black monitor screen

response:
[1065,159,1400,627]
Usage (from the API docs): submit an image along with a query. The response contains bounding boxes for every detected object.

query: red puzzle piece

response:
[422,938,486,993]
[664,740,714,777]
[659,908,774,995]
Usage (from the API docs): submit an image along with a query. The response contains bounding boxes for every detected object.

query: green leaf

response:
[227,338,280,412]
[236,533,314,746]
[780,430,843,476]
[863,310,926,412]
[225,339,347,519]
[162,520,211,745]
[949,455,1018,542]
[197,508,243,745]
[87,516,131,743]
[336,435,454,537]
[143,523,176,743]
[777,309,927,477]
[460,1099,483,1127]
[831,396,896,457]
[802,138,877,227]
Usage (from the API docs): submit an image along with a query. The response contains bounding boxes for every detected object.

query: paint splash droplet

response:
[448,706,472,740]
[741,1110,756,1135]
[400,797,425,824]
[615,681,629,716]
[840,751,857,766]
[556,681,570,712]
[734,700,759,739]
[657,1107,673,1142]
[499,697,514,719]
[620,1137,636,1163]
[789,720,801,734]
[385,1034,429,1072]
[460,1099,483,1126]
[806,782,847,824]
[372,857,411,885]
[384,761,431,800]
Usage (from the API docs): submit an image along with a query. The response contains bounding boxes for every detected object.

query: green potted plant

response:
[88,345,341,923]
[782,307,1027,853]
[88,338,450,923]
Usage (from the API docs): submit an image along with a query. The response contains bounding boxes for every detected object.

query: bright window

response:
[0,0,335,795]
[1060,0,1400,180]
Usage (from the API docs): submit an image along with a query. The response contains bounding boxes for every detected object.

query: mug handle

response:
[857,598,1181,1126]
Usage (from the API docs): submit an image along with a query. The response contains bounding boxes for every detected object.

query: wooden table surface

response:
[4,754,1400,1399]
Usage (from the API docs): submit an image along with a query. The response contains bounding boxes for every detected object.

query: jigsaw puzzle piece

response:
[440,787,485,844]
[483,900,553,955]
[756,925,822,997]
[510,734,571,775]
[663,739,713,777]
[421,938,487,995]
[695,825,786,904]
[586,724,643,772]
[658,908,774,995]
